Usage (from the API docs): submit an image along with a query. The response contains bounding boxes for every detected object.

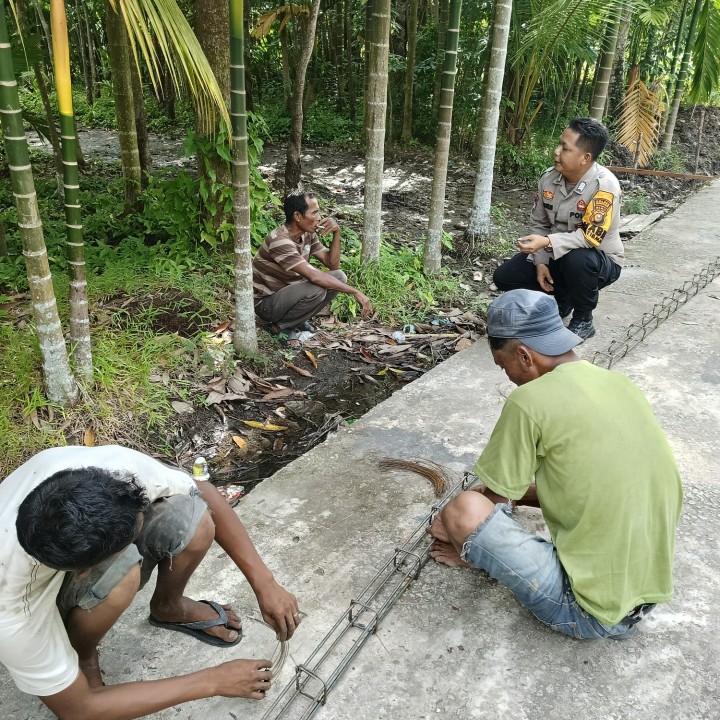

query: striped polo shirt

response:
[252,224,325,301]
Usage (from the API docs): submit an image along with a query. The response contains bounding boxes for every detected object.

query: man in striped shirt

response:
[253,191,372,341]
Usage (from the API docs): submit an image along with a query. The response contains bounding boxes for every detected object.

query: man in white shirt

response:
[0,445,300,719]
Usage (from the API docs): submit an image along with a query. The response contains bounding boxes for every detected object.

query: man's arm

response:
[312,217,341,270]
[196,481,300,640]
[292,257,373,316]
[41,658,271,720]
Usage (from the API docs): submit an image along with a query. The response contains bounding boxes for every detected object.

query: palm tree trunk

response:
[401,0,419,143]
[362,0,391,262]
[74,0,93,105]
[15,0,64,192]
[589,5,622,121]
[0,0,78,405]
[82,0,98,101]
[105,0,141,212]
[229,0,257,354]
[130,61,151,181]
[362,0,373,149]
[465,0,512,247]
[431,0,449,124]
[661,0,703,150]
[195,0,231,227]
[50,0,93,382]
[660,0,690,137]
[609,0,633,117]
[280,24,292,112]
[424,0,463,272]
[284,0,322,194]
[344,0,355,120]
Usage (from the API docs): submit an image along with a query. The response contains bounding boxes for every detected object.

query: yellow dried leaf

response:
[241,420,287,431]
[83,427,96,446]
[232,435,247,449]
[304,350,318,368]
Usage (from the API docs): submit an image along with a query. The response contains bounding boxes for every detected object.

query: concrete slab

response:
[2,182,720,720]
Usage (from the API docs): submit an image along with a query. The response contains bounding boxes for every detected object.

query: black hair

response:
[283,190,316,224]
[16,467,150,571]
[567,117,609,160]
[488,336,520,351]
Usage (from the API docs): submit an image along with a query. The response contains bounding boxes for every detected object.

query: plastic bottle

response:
[192,456,210,481]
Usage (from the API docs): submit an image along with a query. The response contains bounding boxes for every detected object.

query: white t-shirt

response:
[0,445,196,696]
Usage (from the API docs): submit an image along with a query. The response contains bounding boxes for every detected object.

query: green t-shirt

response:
[473,360,682,626]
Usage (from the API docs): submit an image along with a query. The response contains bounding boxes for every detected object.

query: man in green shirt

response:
[429,289,682,638]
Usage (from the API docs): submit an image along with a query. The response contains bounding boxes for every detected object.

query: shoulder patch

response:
[581,190,615,247]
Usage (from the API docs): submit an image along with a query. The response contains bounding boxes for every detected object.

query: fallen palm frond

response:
[614,65,664,168]
[379,458,452,497]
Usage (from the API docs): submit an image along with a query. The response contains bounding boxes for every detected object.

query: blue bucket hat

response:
[487,290,581,356]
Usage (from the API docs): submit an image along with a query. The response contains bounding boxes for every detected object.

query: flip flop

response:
[148,599,243,647]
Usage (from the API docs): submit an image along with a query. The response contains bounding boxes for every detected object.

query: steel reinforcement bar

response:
[260,471,475,720]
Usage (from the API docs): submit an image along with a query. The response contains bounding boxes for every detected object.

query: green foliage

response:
[652,148,688,173]
[254,100,362,145]
[332,242,462,324]
[303,103,362,144]
[622,191,650,215]
[494,137,552,184]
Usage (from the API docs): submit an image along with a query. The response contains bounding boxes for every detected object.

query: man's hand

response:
[517,234,551,254]
[354,291,373,317]
[213,659,273,699]
[317,216,340,237]
[536,264,554,292]
[254,577,301,641]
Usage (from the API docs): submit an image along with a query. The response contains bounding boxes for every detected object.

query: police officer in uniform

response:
[493,117,623,340]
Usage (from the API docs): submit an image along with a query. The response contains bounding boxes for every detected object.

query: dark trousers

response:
[255,270,347,331]
[493,248,621,316]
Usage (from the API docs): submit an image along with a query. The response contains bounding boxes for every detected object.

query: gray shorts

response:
[57,491,208,617]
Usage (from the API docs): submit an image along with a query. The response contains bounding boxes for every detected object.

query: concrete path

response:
[2,182,719,720]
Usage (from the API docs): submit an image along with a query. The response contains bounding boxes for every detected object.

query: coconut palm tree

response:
[401,0,418,143]
[49,0,93,381]
[423,0,462,272]
[660,0,702,150]
[0,0,78,405]
[589,1,624,120]
[229,0,257,354]
[465,0,513,246]
[362,0,390,263]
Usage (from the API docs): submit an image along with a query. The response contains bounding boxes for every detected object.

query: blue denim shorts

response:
[57,491,207,616]
[460,503,652,639]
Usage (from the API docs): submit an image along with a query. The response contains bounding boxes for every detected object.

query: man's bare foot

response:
[427,512,451,544]
[429,540,471,569]
[78,650,104,689]
[149,597,242,644]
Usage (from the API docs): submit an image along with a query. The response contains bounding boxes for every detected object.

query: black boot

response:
[568,312,596,341]
[556,298,573,320]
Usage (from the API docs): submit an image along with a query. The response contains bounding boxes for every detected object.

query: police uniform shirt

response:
[529,162,624,267]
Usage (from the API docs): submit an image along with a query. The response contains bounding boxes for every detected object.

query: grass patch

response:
[332,240,464,325]
[0,240,235,475]
[622,191,650,215]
